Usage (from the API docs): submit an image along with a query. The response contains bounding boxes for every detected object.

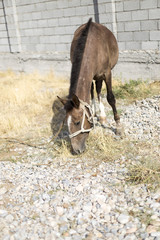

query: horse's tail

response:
[69,18,92,97]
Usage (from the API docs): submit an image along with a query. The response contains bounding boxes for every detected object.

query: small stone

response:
[76,184,83,192]
[5,214,14,223]
[56,206,64,216]
[0,209,8,217]
[150,232,160,237]
[147,225,159,233]
[94,229,103,238]
[118,214,130,224]
[0,187,7,195]
[126,227,137,234]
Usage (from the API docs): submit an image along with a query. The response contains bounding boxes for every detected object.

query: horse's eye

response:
[75,121,80,126]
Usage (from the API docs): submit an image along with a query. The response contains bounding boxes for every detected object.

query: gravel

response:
[0,96,160,240]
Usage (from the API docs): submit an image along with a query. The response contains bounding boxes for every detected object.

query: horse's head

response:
[58,94,94,154]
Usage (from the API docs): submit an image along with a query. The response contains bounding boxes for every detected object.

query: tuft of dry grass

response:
[127,158,160,190]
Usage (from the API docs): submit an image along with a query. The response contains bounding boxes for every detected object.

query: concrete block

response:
[59,35,72,43]
[55,26,66,35]
[118,42,126,50]
[59,17,71,26]
[55,43,68,52]
[57,0,68,9]
[100,13,112,23]
[132,10,148,20]
[142,41,158,50]
[18,4,35,13]
[115,2,123,12]
[68,0,80,7]
[141,20,158,30]
[46,44,57,52]
[126,41,141,50]
[125,21,140,31]
[117,22,124,32]
[35,44,46,52]
[149,8,160,19]
[63,8,76,17]
[49,36,60,44]
[150,31,160,40]
[47,18,59,27]
[159,20,160,29]
[0,45,10,52]
[88,5,94,15]
[65,26,77,35]
[0,38,8,44]
[70,16,82,26]
[140,0,157,9]
[75,6,88,16]
[118,32,133,41]
[37,19,48,28]
[81,0,93,6]
[39,36,50,44]
[21,13,32,21]
[105,3,113,13]
[46,1,57,10]
[35,2,47,11]
[98,4,107,14]
[124,0,139,11]
[44,28,55,36]
[134,31,149,41]
[32,12,42,20]
[158,0,160,7]
[117,12,132,22]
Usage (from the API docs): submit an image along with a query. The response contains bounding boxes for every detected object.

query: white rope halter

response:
[69,99,95,138]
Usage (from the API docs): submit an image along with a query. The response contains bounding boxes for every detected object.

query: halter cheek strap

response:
[69,100,95,139]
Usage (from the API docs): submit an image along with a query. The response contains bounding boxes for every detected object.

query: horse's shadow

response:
[51,97,68,139]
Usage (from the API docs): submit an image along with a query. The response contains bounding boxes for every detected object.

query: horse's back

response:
[70,21,119,71]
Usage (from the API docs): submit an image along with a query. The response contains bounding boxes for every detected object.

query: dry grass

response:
[51,128,126,163]
[0,70,68,138]
[126,141,160,190]
[0,70,160,190]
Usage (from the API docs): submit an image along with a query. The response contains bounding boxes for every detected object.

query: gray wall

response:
[0,0,160,80]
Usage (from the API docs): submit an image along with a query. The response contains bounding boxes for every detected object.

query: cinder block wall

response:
[0,0,160,80]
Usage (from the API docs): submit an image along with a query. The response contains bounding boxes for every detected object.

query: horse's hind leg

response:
[95,80,106,125]
[104,69,121,134]
[91,82,96,116]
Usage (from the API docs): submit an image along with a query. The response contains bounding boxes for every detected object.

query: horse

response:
[58,18,120,154]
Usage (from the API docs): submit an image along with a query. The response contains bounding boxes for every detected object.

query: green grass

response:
[112,79,160,102]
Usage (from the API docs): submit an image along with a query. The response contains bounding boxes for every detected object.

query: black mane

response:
[69,18,92,98]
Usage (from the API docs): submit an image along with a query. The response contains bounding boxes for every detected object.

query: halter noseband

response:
[69,99,95,138]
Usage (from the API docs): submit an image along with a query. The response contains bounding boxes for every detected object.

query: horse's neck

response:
[75,51,93,103]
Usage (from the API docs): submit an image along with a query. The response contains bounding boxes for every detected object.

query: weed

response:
[112,79,160,102]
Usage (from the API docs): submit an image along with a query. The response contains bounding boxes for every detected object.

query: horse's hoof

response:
[115,125,124,137]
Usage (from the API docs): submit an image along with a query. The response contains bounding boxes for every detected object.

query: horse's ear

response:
[72,94,80,109]
[57,96,67,106]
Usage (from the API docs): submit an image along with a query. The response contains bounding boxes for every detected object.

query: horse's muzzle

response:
[72,145,86,155]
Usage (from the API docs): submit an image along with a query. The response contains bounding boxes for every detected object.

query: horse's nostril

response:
[72,147,85,155]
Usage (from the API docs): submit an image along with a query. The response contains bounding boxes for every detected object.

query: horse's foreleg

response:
[104,70,121,134]
[95,80,106,125]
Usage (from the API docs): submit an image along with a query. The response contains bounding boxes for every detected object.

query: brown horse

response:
[58,18,120,154]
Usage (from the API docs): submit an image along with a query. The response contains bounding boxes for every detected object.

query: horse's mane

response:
[69,18,92,98]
